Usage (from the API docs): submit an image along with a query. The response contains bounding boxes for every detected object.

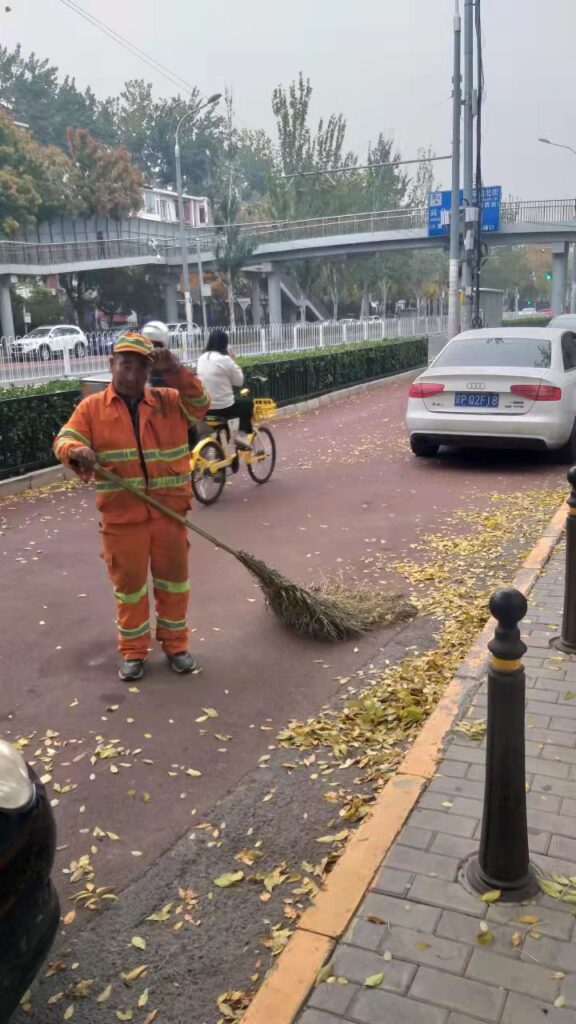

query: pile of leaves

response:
[278,485,566,792]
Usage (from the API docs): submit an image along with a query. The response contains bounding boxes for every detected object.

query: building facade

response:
[138,187,212,229]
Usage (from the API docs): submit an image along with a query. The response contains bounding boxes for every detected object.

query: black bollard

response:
[553,466,576,654]
[467,588,539,901]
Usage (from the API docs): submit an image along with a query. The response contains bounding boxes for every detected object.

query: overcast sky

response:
[3,0,576,200]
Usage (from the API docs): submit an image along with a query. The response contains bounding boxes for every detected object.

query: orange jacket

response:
[54,365,210,523]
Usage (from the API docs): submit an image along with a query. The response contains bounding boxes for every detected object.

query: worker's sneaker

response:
[235,431,252,451]
[118,658,146,682]
[167,651,197,674]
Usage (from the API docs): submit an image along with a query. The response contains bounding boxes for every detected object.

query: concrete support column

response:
[551,243,568,315]
[570,243,576,314]
[0,275,15,346]
[164,276,179,323]
[267,270,282,325]
[251,277,263,326]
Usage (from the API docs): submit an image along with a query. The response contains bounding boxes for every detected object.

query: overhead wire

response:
[55,0,197,95]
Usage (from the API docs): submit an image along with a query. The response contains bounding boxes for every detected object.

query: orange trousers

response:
[100,516,190,660]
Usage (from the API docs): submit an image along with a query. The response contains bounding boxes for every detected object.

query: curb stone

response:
[240,501,568,1024]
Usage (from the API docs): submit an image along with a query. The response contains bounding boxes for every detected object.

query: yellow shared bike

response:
[190,392,277,506]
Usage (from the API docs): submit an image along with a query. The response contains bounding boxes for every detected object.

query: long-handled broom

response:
[95,465,415,642]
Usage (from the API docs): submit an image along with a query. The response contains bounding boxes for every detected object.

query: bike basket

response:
[253,398,277,422]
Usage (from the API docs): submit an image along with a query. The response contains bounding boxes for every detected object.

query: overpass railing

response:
[2,199,576,270]
[0,236,186,267]
[0,314,447,386]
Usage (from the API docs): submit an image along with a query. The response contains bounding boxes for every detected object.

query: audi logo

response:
[466,383,487,391]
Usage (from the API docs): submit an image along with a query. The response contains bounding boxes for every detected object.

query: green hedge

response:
[240,337,427,404]
[502,316,551,327]
[0,379,80,402]
[0,388,81,480]
[0,338,427,479]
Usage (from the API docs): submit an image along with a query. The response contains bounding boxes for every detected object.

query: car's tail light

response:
[510,384,562,401]
[408,381,445,398]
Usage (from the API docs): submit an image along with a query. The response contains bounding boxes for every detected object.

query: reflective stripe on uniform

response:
[152,577,190,594]
[97,448,139,463]
[143,445,190,462]
[56,427,91,446]
[114,582,149,605]
[147,474,190,490]
[96,476,146,492]
[156,616,187,631]
[180,391,209,422]
[117,620,151,638]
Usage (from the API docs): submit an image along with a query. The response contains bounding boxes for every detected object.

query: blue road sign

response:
[427,186,502,236]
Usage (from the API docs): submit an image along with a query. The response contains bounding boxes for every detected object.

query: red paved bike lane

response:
[0,374,562,897]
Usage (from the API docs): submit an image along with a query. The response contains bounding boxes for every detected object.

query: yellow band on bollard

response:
[568,507,576,517]
[491,656,522,671]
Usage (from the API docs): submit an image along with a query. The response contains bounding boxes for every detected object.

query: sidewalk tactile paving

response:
[297,547,576,1024]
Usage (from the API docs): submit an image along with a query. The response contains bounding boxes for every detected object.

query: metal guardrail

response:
[0,316,448,386]
[1,200,576,269]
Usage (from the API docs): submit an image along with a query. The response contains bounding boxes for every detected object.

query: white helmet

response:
[141,320,170,346]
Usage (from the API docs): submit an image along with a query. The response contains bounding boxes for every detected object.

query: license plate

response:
[455,392,499,408]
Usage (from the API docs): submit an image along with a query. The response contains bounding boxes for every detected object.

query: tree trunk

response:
[61,271,88,329]
[360,282,370,319]
[227,275,236,328]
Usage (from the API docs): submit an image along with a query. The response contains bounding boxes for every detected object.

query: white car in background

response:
[10,325,88,362]
[406,327,576,460]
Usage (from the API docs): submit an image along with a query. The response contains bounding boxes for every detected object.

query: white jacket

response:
[197,351,244,409]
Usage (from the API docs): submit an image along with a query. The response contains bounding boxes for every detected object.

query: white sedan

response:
[406,327,576,460]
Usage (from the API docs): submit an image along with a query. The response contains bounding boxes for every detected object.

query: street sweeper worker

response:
[53,331,210,683]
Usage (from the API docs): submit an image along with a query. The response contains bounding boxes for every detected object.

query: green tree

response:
[0,110,77,234]
[211,93,256,326]
[11,282,66,333]
[0,44,113,149]
[407,146,438,207]
[83,266,166,323]
[115,80,225,192]
[66,128,144,218]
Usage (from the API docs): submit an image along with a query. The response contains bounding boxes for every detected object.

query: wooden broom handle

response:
[94,464,239,558]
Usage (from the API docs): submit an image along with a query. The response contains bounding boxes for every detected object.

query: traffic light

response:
[545,271,552,281]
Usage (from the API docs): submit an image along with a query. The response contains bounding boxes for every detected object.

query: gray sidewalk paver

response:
[297,547,576,1024]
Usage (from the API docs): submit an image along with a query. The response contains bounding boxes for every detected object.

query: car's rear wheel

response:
[74,341,87,358]
[38,344,51,362]
[410,436,440,458]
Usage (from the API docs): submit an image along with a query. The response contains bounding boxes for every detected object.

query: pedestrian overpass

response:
[0,198,574,334]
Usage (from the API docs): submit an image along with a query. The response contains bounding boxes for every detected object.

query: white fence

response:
[0,315,448,387]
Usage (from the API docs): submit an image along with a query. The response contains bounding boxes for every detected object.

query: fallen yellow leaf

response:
[120,965,147,982]
[480,889,501,903]
[364,973,384,988]
[96,984,112,1003]
[138,989,149,1008]
[213,871,244,888]
[130,936,146,950]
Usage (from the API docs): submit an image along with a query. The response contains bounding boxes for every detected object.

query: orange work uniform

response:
[54,365,210,659]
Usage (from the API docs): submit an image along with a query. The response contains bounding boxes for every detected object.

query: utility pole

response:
[448,1,462,341]
[461,0,475,331]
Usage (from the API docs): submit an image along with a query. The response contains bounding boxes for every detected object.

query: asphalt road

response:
[3,374,564,1023]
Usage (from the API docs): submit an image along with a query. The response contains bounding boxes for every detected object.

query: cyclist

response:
[197,328,254,449]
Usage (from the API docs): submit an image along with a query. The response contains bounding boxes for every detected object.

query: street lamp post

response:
[539,137,576,312]
[175,93,221,337]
